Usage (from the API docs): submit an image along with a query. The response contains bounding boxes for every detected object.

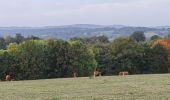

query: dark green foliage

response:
[142,44,169,73]
[15,34,25,44]
[70,40,96,76]
[26,35,40,40]
[16,40,48,80]
[0,35,170,80]
[0,34,40,50]
[110,38,144,74]
[93,44,113,75]
[0,38,6,49]
[150,35,161,40]
[130,31,146,42]
[46,39,72,78]
[0,51,18,80]
[70,36,110,44]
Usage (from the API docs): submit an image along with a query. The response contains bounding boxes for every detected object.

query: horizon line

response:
[0,24,170,28]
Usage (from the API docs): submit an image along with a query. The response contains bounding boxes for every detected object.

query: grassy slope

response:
[0,74,170,100]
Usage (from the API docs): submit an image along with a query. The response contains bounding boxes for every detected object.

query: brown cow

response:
[5,75,11,81]
[73,72,78,78]
[119,71,129,76]
[93,71,101,78]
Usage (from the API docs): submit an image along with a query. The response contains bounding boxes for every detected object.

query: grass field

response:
[1,74,170,100]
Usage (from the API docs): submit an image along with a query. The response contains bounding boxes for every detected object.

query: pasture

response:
[1,74,170,100]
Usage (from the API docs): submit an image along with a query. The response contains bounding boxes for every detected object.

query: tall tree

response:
[0,51,18,80]
[70,40,96,76]
[46,39,72,78]
[16,40,47,80]
[15,34,25,44]
[150,35,161,41]
[0,37,6,49]
[130,31,146,42]
[93,44,113,75]
[110,38,144,74]
[145,44,169,73]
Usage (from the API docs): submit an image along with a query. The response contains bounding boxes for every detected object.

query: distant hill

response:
[0,24,169,40]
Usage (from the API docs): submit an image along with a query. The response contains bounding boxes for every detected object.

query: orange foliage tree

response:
[154,38,170,49]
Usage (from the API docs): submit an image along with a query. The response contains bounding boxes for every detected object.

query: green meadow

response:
[1,74,170,100]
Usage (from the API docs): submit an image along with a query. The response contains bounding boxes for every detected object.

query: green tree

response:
[130,31,146,42]
[0,51,18,80]
[70,40,96,76]
[0,38,6,49]
[15,34,25,44]
[150,35,161,40]
[7,43,19,55]
[110,38,144,74]
[4,35,15,47]
[70,35,110,44]
[93,44,113,75]
[46,39,72,78]
[143,44,169,73]
[16,40,48,80]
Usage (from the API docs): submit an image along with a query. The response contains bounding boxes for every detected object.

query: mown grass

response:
[0,74,170,100]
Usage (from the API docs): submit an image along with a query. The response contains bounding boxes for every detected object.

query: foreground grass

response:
[0,74,170,100]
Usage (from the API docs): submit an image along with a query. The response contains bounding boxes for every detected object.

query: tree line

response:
[0,32,169,80]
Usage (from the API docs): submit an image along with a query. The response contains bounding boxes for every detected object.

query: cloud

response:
[59,0,170,26]
[0,0,169,26]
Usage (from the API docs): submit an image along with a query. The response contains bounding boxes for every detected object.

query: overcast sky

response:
[0,0,170,27]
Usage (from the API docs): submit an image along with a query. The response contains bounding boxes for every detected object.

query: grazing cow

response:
[119,71,129,76]
[73,72,78,78]
[94,71,101,78]
[5,75,11,81]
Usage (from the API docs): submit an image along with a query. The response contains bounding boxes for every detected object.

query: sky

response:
[0,0,170,27]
